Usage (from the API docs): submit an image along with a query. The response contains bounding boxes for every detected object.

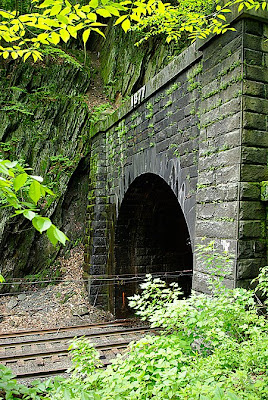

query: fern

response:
[40,46,83,70]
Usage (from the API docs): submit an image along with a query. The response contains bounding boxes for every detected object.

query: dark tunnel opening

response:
[114,173,193,317]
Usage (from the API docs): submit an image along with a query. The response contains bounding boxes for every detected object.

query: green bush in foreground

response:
[0,253,268,399]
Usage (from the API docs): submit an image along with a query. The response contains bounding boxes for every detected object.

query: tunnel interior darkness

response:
[114,173,193,317]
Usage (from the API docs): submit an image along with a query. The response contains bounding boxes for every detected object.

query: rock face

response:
[0,31,175,282]
[0,59,91,280]
[97,24,185,101]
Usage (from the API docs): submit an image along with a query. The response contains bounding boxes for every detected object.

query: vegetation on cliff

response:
[1,1,268,62]
[0,56,92,280]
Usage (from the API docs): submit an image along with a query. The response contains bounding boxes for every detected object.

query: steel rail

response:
[0,322,157,383]
[0,340,136,362]
[0,319,132,338]
[0,326,152,347]
[0,328,154,360]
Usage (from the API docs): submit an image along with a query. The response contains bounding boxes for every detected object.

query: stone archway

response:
[114,173,193,317]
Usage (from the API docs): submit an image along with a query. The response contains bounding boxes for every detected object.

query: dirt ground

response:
[0,246,114,333]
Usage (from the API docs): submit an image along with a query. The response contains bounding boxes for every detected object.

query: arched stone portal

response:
[114,173,193,317]
[86,14,268,310]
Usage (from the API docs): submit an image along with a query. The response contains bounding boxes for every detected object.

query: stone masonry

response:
[84,8,268,313]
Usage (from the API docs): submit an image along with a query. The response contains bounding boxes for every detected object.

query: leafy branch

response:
[0,158,68,246]
[131,0,268,44]
[1,0,267,61]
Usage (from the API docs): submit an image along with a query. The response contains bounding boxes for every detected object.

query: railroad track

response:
[0,319,155,383]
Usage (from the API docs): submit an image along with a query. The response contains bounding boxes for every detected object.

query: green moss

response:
[164,100,172,109]
[261,181,268,202]
[145,102,154,119]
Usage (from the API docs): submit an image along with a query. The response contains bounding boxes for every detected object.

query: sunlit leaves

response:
[50,4,62,16]
[105,6,120,16]
[121,18,131,32]
[0,0,267,60]
[2,51,9,59]
[91,28,106,38]
[131,0,268,44]
[89,0,99,8]
[47,225,68,245]
[60,28,70,42]
[0,10,16,19]
[67,25,78,38]
[23,209,36,221]
[56,14,69,24]
[0,159,68,246]
[114,15,128,25]
[13,173,28,191]
[96,8,111,17]
[82,28,91,44]
[49,31,60,45]
[28,180,41,204]
[32,215,52,233]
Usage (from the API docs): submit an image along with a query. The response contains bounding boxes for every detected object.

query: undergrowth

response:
[0,244,267,399]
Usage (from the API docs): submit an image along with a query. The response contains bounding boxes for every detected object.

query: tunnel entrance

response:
[114,173,193,317]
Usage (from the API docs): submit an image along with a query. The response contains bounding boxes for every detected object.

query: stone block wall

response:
[194,21,244,292]
[194,17,268,292]
[238,18,268,287]
[87,45,203,308]
[85,11,268,311]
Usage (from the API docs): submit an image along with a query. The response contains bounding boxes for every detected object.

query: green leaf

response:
[30,175,44,183]
[86,12,97,21]
[50,4,62,16]
[23,210,36,221]
[24,52,32,61]
[13,173,28,191]
[32,216,52,233]
[213,386,225,400]
[226,392,243,400]
[46,225,58,245]
[67,25,78,38]
[0,163,10,175]
[53,226,68,245]
[28,180,41,204]
[91,28,106,38]
[96,8,111,17]
[60,28,70,42]
[44,186,54,196]
[121,18,130,32]
[49,32,60,45]
[105,6,120,16]
[82,28,91,44]
[158,1,165,13]
[0,178,10,188]
[89,0,98,8]
[57,14,69,24]
[46,225,68,246]
[114,15,127,26]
